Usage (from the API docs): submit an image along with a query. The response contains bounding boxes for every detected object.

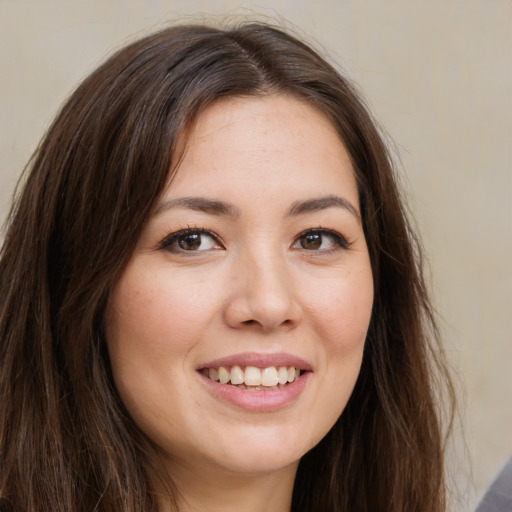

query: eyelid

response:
[158,227,224,252]
[292,228,351,251]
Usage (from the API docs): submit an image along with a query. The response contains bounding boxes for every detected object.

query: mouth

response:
[199,365,304,390]
[197,354,311,411]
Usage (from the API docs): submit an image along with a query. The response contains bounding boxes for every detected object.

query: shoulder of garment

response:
[474,456,512,512]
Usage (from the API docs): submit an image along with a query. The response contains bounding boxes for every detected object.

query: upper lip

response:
[198,352,312,371]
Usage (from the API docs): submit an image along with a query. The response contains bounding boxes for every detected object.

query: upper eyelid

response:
[296,227,348,240]
[158,227,223,250]
[293,228,351,249]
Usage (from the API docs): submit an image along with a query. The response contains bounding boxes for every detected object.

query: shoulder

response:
[474,457,512,512]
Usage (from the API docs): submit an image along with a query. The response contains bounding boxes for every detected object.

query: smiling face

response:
[106,95,374,485]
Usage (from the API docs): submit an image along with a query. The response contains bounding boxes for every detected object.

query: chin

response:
[209,448,302,477]
[197,424,322,476]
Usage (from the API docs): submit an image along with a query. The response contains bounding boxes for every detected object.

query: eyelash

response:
[158,227,223,253]
[293,228,351,253]
[158,227,351,254]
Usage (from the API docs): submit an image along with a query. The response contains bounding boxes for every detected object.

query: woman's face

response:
[106,95,374,480]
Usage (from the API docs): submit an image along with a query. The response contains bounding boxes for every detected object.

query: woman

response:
[0,22,455,511]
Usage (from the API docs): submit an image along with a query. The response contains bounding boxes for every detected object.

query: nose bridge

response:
[224,241,301,331]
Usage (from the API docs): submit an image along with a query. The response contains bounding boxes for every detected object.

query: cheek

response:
[301,263,373,422]
[305,265,374,352]
[105,265,214,438]
[107,264,219,361]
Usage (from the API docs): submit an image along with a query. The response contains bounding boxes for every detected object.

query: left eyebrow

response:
[286,195,361,223]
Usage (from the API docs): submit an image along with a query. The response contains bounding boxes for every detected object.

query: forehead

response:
[165,94,358,207]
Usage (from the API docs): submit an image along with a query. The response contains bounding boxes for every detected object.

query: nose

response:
[223,250,303,332]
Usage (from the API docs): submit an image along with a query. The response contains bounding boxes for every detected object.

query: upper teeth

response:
[205,366,301,387]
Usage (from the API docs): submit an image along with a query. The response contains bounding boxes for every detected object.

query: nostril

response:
[239,318,296,330]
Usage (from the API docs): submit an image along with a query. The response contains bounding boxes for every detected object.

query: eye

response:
[292,229,349,252]
[159,229,223,253]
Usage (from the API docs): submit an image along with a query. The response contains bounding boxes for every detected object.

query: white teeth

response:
[244,366,261,386]
[204,365,303,387]
[277,366,289,385]
[230,365,243,385]
[261,367,278,387]
[218,366,230,384]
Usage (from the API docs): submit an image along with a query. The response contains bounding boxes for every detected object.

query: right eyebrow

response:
[154,196,241,218]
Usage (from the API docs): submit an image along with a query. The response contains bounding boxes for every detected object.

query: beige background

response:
[1,1,511,510]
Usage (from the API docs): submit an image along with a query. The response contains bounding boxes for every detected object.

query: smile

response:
[197,353,312,410]
[201,365,302,389]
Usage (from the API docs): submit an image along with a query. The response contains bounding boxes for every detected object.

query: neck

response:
[153,459,298,512]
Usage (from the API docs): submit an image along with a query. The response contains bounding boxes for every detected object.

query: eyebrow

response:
[155,194,360,221]
[155,197,241,217]
[286,195,360,222]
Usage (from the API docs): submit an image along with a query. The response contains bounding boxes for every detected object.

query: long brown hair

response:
[0,22,455,511]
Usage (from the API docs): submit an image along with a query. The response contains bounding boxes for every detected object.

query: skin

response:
[106,94,374,512]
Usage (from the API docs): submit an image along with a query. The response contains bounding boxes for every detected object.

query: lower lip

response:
[199,372,310,412]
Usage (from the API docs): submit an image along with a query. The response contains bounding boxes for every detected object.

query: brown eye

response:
[178,233,202,250]
[160,229,222,253]
[293,229,349,252]
[300,233,322,250]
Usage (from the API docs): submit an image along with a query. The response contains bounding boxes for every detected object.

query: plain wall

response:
[1,1,511,510]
